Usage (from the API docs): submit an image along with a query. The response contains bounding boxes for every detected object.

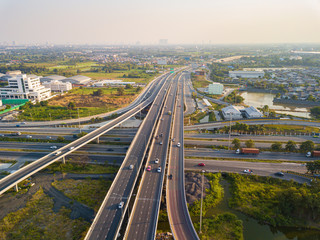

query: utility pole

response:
[228,113,232,150]
[199,169,205,234]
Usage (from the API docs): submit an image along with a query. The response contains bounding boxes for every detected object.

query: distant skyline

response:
[0,0,320,45]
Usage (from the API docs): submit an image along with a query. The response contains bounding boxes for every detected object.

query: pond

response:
[205,178,320,240]
[240,92,311,118]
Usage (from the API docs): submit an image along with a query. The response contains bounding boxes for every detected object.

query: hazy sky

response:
[0,0,320,45]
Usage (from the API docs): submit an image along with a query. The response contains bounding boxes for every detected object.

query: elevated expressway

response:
[124,72,179,239]
[166,73,199,240]
[0,72,170,196]
[84,71,180,239]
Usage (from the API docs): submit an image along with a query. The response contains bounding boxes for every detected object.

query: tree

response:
[306,160,320,174]
[276,93,281,98]
[92,89,103,96]
[232,138,241,149]
[300,140,315,153]
[245,139,255,148]
[136,86,142,92]
[77,132,88,138]
[67,101,75,110]
[125,84,133,89]
[310,106,320,119]
[117,87,124,96]
[57,136,65,142]
[307,95,316,102]
[5,105,11,110]
[271,142,282,151]
[285,140,297,152]
[292,95,298,100]
[40,101,48,107]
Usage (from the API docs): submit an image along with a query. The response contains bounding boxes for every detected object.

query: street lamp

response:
[228,112,233,150]
[199,169,205,234]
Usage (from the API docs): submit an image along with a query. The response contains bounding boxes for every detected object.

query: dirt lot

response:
[185,172,210,205]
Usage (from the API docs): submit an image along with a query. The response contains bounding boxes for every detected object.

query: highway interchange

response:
[0,68,318,240]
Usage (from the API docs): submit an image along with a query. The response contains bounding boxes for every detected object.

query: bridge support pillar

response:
[14,184,18,192]
[96,137,100,144]
[62,156,66,164]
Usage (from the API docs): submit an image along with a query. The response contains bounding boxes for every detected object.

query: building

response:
[242,106,263,118]
[6,70,22,75]
[157,59,168,65]
[229,71,265,78]
[208,83,224,95]
[40,75,66,83]
[42,80,72,92]
[221,105,242,120]
[92,79,135,87]
[0,74,51,101]
[61,75,91,85]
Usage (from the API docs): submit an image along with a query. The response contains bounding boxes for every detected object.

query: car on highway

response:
[169,174,173,180]
[160,141,163,145]
[177,142,181,147]
[243,169,253,173]
[0,134,4,137]
[179,105,181,107]
[146,166,151,171]
[21,122,26,125]
[198,163,205,167]
[157,166,161,173]
[46,136,52,139]
[161,118,164,121]
[118,201,124,209]
[50,146,57,149]
[69,147,74,150]
[26,135,32,139]
[172,138,175,142]
[155,158,159,164]
[16,124,20,127]
[275,172,284,177]
[129,165,134,170]
[55,151,62,155]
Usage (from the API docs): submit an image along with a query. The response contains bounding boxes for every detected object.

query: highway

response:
[0,73,169,196]
[185,159,310,184]
[167,73,199,240]
[185,119,320,131]
[85,71,177,240]
[124,71,179,239]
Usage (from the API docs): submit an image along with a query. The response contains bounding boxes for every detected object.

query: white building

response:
[61,75,91,85]
[40,75,66,83]
[92,79,135,87]
[208,83,224,95]
[221,105,242,120]
[0,74,51,101]
[42,80,72,92]
[157,59,168,65]
[229,71,265,79]
[242,106,263,118]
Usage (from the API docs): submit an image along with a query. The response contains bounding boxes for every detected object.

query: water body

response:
[241,92,311,118]
[206,179,320,240]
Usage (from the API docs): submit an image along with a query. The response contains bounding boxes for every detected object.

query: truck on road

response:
[306,151,320,158]
[236,148,259,155]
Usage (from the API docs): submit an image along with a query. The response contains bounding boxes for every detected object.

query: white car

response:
[129,165,134,170]
[26,135,32,139]
[50,146,57,149]
[55,151,62,155]
[157,166,161,173]
[118,201,124,209]
[155,158,159,164]
[160,141,163,145]
[243,169,253,174]
[177,142,181,147]
[69,147,74,150]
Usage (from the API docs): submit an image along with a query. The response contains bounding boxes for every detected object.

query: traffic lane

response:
[0,142,129,153]
[185,148,312,161]
[185,159,310,184]
[185,134,318,143]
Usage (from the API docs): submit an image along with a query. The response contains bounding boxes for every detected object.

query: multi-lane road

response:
[124,72,179,239]
[167,73,199,240]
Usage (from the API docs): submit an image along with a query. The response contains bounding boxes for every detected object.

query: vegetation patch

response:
[227,173,320,228]
[0,188,89,240]
[52,178,112,212]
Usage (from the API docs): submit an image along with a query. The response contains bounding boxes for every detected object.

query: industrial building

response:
[208,83,224,95]
[242,106,263,118]
[229,70,265,79]
[221,105,243,120]
[40,75,66,82]
[61,75,91,85]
